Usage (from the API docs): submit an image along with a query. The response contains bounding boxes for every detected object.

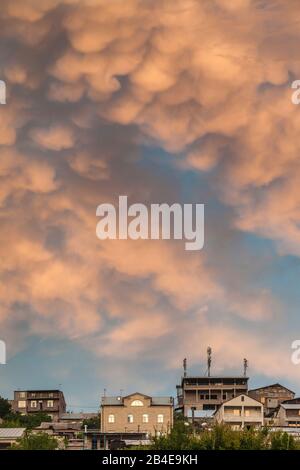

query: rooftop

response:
[60,413,98,420]
[182,376,249,379]
[16,389,62,393]
[101,395,173,406]
[281,404,300,410]
[249,383,295,394]
[0,428,26,439]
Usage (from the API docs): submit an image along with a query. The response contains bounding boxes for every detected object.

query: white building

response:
[214,394,264,430]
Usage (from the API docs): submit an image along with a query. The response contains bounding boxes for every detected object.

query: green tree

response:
[151,420,193,450]
[11,432,59,450]
[82,415,100,430]
[145,422,300,451]
[1,412,52,430]
[0,396,11,419]
[270,431,298,450]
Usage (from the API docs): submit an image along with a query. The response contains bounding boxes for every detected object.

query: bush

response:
[148,422,300,451]
[11,432,59,450]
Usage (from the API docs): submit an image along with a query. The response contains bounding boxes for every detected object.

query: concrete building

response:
[214,394,264,430]
[176,375,249,416]
[276,403,300,427]
[12,389,66,421]
[101,392,173,436]
[248,383,295,416]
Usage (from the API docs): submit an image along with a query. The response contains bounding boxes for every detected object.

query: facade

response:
[100,392,173,436]
[214,394,264,430]
[12,389,66,421]
[248,383,295,416]
[176,376,249,416]
[276,403,300,427]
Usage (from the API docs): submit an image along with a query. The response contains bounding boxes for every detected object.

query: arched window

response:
[128,414,134,423]
[157,414,164,423]
[108,414,115,423]
[131,400,144,407]
[142,414,149,423]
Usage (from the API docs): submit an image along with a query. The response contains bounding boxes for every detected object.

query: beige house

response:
[101,392,173,436]
[276,404,300,427]
[214,394,264,430]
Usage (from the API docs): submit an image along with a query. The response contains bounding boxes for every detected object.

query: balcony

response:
[224,414,262,422]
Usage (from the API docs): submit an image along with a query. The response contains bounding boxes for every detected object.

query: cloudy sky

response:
[1,0,300,411]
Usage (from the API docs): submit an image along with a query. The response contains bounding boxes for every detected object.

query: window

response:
[241,396,245,402]
[47,400,54,408]
[128,414,134,423]
[108,414,115,423]
[233,409,241,416]
[49,393,54,398]
[157,414,164,423]
[18,400,26,408]
[245,409,250,417]
[31,400,37,408]
[31,393,36,398]
[131,400,143,407]
[19,392,26,398]
[142,414,149,423]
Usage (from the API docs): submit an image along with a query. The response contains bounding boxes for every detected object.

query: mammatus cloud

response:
[0,0,300,389]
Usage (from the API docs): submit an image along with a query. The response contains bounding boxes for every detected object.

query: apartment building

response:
[101,392,173,436]
[176,375,249,416]
[248,383,295,416]
[214,394,264,430]
[12,390,66,421]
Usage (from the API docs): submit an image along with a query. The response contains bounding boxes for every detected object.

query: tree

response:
[82,415,100,430]
[0,396,11,419]
[146,422,300,451]
[0,412,52,429]
[11,432,59,450]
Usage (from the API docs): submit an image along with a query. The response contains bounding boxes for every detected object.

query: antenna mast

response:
[243,358,248,377]
[207,347,212,377]
[183,358,187,378]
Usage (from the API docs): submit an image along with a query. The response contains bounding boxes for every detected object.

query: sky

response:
[1,0,300,411]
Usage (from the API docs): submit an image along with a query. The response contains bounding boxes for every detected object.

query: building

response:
[100,392,173,436]
[214,394,264,430]
[33,421,82,441]
[0,428,25,450]
[176,375,249,416]
[276,403,300,427]
[248,383,295,416]
[12,389,66,421]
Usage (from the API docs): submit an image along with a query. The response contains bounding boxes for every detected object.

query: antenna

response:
[207,347,212,377]
[183,358,187,378]
[243,358,248,377]
[103,388,106,398]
